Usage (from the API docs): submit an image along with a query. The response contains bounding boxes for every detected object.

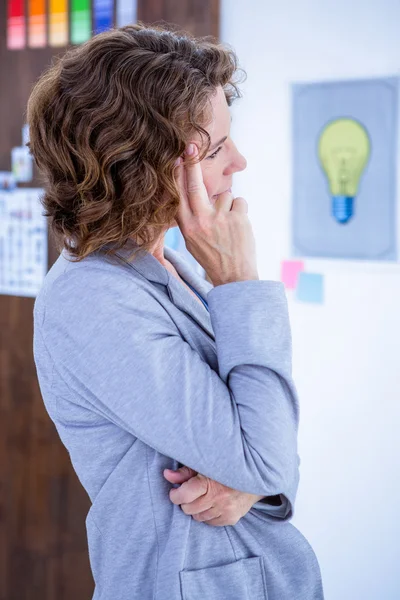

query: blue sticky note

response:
[296,273,324,304]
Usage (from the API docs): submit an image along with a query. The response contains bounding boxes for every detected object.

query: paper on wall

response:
[0,188,47,298]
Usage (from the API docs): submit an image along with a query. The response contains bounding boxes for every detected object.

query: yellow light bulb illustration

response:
[318,118,371,224]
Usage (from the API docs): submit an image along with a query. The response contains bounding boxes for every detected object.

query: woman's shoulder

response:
[35,247,173,337]
[42,248,142,295]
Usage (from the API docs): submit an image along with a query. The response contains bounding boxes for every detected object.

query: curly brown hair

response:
[26,22,245,263]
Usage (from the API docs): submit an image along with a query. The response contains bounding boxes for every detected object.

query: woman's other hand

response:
[163,466,264,526]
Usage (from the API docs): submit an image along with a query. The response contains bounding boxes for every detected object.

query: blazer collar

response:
[108,240,215,341]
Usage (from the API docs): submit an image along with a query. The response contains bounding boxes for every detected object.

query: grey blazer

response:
[33,240,324,599]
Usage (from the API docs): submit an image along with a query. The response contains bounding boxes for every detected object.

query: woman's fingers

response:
[174,157,191,227]
[181,144,213,216]
[174,143,212,234]
[213,189,235,213]
[168,473,209,505]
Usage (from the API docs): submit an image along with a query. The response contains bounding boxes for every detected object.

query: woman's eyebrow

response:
[208,115,233,151]
[209,136,228,151]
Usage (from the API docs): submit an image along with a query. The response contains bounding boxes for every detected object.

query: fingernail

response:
[186,144,195,156]
[174,157,182,167]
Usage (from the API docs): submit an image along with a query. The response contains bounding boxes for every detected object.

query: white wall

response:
[220,1,400,598]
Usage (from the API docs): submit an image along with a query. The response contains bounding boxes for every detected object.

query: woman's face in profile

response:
[196,85,247,204]
[168,85,247,229]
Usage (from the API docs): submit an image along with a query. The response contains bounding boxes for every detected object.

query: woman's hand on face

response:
[173,144,259,287]
[163,466,264,526]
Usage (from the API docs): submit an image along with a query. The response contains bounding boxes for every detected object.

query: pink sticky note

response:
[281,260,304,289]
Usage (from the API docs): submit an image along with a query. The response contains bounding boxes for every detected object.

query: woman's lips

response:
[212,187,232,198]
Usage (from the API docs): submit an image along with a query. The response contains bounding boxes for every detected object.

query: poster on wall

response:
[0,188,47,298]
[291,76,398,261]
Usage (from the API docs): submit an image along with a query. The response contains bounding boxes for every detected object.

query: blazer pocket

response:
[179,555,268,600]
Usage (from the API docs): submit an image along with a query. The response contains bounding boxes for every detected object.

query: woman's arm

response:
[40,268,300,520]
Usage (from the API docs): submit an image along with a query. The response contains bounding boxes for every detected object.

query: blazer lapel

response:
[112,241,216,341]
[163,246,215,340]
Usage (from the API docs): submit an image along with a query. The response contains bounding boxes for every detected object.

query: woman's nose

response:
[224,150,247,176]
[236,152,247,172]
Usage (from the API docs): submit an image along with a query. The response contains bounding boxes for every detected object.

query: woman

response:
[29,23,324,599]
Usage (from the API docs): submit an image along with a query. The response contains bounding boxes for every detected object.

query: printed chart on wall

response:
[291,77,398,261]
[0,188,47,298]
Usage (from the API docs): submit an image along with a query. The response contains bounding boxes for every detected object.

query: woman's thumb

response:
[163,466,197,483]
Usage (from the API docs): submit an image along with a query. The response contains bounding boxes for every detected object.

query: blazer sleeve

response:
[40,268,301,520]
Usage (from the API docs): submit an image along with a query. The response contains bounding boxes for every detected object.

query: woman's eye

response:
[207,146,222,160]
